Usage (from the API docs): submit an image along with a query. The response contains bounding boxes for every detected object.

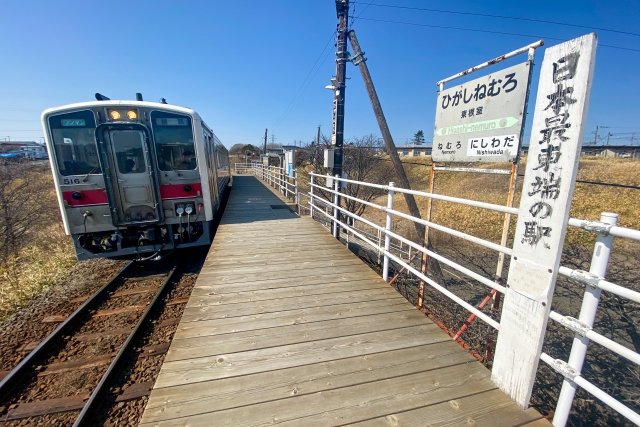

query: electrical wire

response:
[351,2,640,37]
[272,32,336,131]
[352,17,640,53]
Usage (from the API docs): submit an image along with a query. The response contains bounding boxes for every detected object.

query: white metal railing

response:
[541,212,640,427]
[307,172,505,329]
[248,167,640,426]
[234,163,253,174]
[246,163,298,205]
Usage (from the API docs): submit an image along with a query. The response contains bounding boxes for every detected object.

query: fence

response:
[242,166,640,426]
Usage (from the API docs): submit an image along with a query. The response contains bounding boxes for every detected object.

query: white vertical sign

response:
[491,34,598,407]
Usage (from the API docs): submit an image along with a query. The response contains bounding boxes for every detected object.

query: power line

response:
[353,17,640,53]
[272,32,336,131]
[351,1,640,37]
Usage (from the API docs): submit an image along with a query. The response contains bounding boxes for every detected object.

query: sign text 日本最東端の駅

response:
[432,61,531,162]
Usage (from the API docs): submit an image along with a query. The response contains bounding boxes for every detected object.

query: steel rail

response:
[73,266,177,427]
[0,261,134,397]
[308,172,519,215]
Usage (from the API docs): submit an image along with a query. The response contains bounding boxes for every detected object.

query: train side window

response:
[150,111,196,171]
[47,110,99,176]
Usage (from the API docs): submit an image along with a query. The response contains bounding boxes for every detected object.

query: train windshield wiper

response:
[82,165,101,182]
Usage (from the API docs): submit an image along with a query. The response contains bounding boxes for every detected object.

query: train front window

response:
[47,110,99,176]
[150,111,196,171]
[110,131,146,174]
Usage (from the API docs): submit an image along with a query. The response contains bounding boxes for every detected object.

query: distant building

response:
[521,144,639,158]
[0,141,39,153]
[20,145,48,160]
[396,146,432,157]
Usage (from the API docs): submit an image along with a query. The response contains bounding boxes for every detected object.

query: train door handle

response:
[117,179,126,183]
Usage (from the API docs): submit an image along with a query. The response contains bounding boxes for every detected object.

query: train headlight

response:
[126,110,137,120]
[109,110,121,120]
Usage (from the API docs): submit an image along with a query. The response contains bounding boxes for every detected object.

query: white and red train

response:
[42,94,230,260]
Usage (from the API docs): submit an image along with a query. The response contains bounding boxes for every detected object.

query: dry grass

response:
[362,155,640,254]
[0,165,77,320]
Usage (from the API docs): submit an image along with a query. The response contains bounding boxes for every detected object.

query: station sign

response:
[432,61,530,162]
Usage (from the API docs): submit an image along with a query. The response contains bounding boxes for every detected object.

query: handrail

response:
[309,172,519,215]
[252,167,640,426]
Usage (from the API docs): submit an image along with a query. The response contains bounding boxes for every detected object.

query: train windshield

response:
[150,111,196,171]
[47,110,99,176]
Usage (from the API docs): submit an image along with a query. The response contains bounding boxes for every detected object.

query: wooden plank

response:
[205,250,355,267]
[17,341,40,352]
[166,297,189,306]
[166,310,430,362]
[142,363,493,427]
[157,317,181,328]
[153,324,444,389]
[175,299,411,336]
[42,315,67,323]
[93,304,147,317]
[202,257,363,276]
[38,353,116,376]
[493,34,598,407]
[196,263,374,286]
[140,342,473,424]
[346,389,547,426]
[115,381,154,402]
[111,286,158,298]
[140,342,171,358]
[189,271,381,296]
[70,295,89,303]
[181,288,406,321]
[5,394,89,420]
[186,279,383,307]
[0,370,9,381]
[74,326,132,342]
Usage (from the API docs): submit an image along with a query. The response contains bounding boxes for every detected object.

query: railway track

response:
[0,255,202,426]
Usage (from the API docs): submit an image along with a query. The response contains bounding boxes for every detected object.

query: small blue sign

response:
[61,119,86,127]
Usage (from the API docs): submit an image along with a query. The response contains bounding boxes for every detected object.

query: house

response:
[396,146,432,157]
[521,144,639,158]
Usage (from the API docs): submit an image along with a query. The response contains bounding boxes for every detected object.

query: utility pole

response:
[328,0,349,240]
[333,0,349,177]
[593,125,599,145]
[348,30,423,238]
[316,125,321,146]
[606,132,612,146]
[263,128,267,155]
[348,29,445,285]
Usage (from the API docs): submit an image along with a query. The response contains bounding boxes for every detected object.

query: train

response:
[41,93,230,260]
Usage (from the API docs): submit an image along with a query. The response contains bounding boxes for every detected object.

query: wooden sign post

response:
[491,33,598,408]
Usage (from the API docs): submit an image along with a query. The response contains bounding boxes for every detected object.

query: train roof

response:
[41,100,201,121]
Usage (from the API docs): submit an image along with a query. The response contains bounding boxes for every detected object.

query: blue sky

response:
[1,0,638,148]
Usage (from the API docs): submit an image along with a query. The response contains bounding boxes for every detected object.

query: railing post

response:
[553,212,618,427]
[383,182,395,281]
[294,169,299,213]
[332,175,340,238]
[309,174,315,219]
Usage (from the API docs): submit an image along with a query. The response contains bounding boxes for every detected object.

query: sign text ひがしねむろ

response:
[433,61,531,162]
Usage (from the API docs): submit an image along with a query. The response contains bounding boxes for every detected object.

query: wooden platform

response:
[139,175,549,427]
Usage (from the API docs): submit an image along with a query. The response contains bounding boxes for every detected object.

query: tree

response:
[412,130,425,146]
[241,144,257,154]
[229,144,245,156]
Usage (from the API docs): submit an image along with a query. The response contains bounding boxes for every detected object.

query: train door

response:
[100,127,161,225]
